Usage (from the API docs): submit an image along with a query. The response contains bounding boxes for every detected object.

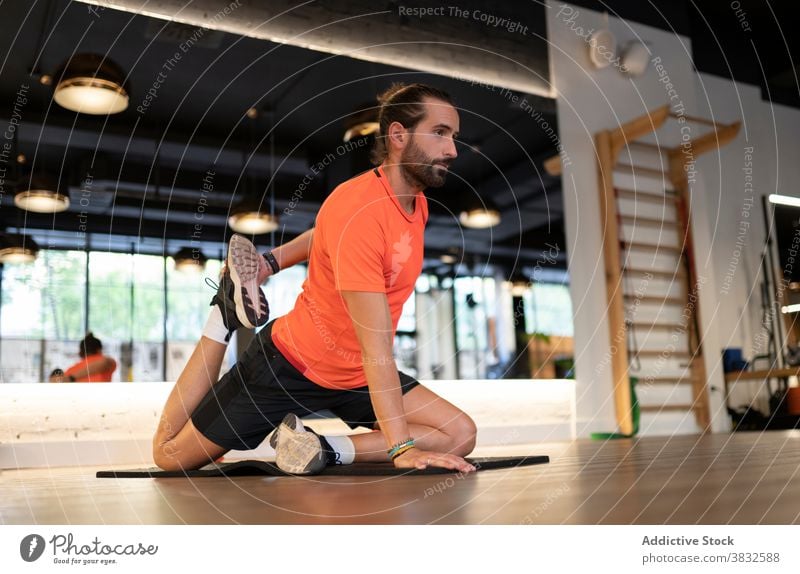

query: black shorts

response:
[191,320,420,450]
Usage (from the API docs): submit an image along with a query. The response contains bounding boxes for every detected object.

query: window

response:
[166,257,223,341]
[1,249,576,383]
[89,251,132,342]
[86,251,167,382]
[0,251,87,383]
[1,250,87,339]
[133,254,165,343]
[0,249,226,383]
[523,283,574,337]
[262,264,307,320]
[1,247,307,383]
[454,276,493,379]
[166,257,223,380]
[397,294,416,333]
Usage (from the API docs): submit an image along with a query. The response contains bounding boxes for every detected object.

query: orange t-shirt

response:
[64,353,117,382]
[272,167,427,389]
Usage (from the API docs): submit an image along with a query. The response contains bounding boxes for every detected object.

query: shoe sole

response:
[228,234,264,329]
[270,413,326,475]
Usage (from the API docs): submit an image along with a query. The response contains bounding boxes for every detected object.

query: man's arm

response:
[65,357,116,381]
[340,290,470,470]
[340,291,409,445]
[257,228,314,283]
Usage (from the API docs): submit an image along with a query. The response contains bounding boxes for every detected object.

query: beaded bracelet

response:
[263,251,280,274]
[388,438,415,459]
[390,444,416,460]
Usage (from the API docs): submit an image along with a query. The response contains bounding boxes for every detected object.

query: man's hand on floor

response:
[393,448,476,473]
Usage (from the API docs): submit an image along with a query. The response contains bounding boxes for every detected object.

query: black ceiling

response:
[2,1,798,277]
[0,0,562,276]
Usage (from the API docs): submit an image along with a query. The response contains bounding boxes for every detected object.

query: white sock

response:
[202,306,231,345]
[323,434,355,465]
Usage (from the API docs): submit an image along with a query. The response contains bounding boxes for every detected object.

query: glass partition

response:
[1,250,574,382]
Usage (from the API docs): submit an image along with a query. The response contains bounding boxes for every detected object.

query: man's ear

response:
[387,121,407,150]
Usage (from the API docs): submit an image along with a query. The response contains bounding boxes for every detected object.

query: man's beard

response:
[400,136,450,188]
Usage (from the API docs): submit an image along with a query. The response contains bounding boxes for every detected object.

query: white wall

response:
[545,1,771,435]
[692,73,800,413]
[693,73,800,356]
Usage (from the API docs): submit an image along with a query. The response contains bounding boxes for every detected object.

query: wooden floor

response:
[3,431,800,524]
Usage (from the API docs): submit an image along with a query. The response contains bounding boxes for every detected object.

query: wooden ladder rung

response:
[616,163,670,179]
[668,111,720,128]
[633,350,693,359]
[621,141,671,154]
[630,322,687,331]
[624,294,685,305]
[621,241,682,255]
[620,215,678,228]
[623,267,686,280]
[616,188,676,204]
[637,376,694,384]
[640,404,703,413]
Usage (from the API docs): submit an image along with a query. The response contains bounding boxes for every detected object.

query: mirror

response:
[0,2,572,383]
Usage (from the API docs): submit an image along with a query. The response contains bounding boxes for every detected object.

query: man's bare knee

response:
[152,439,182,471]
[447,413,477,457]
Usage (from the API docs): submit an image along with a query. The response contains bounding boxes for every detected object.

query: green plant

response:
[526,331,551,344]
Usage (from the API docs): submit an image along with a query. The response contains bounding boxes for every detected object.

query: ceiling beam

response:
[76,0,551,97]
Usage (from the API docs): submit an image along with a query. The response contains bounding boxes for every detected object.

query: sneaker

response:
[270,413,337,475]
[207,271,269,340]
[227,234,270,329]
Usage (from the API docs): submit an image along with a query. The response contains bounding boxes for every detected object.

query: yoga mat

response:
[96,456,549,478]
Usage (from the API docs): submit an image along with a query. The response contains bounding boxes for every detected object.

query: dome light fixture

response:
[343,103,380,142]
[53,53,129,115]
[459,196,501,229]
[174,246,208,272]
[228,197,279,235]
[229,211,279,234]
[509,276,530,297]
[231,107,281,235]
[15,174,69,213]
[460,207,501,229]
[344,121,380,142]
[439,246,463,265]
[440,253,458,264]
[0,233,40,264]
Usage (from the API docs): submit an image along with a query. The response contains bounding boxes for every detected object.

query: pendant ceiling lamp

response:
[228,197,279,234]
[173,246,208,272]
[509,272,531,297]
[343,103,379,142]
[53,53,129,115]
[0,233,40,264]
[459,195,501,229]
[15,174,69,213]
[229,107,279,235]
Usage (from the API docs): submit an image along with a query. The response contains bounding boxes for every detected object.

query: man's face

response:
[399,97,459,188]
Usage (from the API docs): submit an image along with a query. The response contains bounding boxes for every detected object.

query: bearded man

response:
[153,83,476,475]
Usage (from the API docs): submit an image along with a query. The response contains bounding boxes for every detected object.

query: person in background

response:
[61,333,117,382]
[48,368,65,383]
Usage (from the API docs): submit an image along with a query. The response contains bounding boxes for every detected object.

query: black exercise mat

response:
[96,456,549,478]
